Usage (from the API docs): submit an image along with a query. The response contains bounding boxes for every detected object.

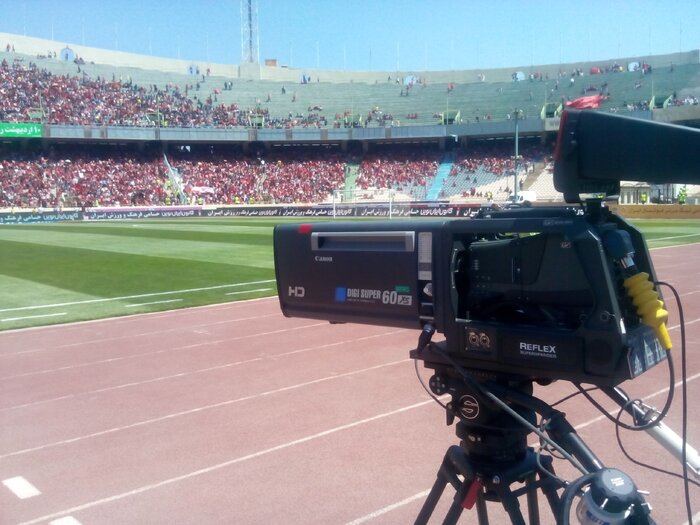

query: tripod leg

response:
[416,446,565,525]
[415,446,462,525]
[492,485,527,525]
[443,498,465,525]
[438,472,482,525]
[414,474,449,525]
[475,490,489,524]
[415,446,475,525]
[536,456,563,522]
[525,472,541,524]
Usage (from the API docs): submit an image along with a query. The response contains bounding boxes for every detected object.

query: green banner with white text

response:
[0,123,42,138]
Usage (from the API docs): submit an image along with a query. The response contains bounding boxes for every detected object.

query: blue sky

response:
[1,0,699,71]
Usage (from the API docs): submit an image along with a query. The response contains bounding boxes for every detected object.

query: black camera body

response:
[274,109,700,387]
[274,205,664,386]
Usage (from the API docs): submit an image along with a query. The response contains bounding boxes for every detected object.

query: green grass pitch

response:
[0,218,283,330]
[0,217,698,331]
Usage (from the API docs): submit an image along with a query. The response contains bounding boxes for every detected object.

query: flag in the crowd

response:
[566,94,608,109]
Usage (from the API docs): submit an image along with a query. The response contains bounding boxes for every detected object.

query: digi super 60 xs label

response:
[335,286,412,306]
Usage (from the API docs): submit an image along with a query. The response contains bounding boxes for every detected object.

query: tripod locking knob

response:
[576,468,640,524]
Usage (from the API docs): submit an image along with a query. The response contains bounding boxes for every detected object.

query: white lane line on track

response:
[0,314,320,361]
[49,518,83,525]
[0,358,411,460]
[345,490,431,525]
[1,329,407,411]
[1,344,201,380]
[225,287,273,296]
[670,316,700,331]
[15,398,434,525]
[2,476,41,499]
[652,234,700,242]
[0,320,329,379]
[0,296,280,336]
[1,312,66,323]
[124,299,183,308]
[0,279,276,313]
[651,241,700,251]
[0,357,264,412]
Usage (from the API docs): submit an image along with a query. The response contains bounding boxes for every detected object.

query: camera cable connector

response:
[602,227,672,351]
[623,272,672,351]
[600,228,676,432]
[416,323,436,355]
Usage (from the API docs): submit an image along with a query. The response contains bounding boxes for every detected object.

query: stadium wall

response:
[611,204,700,219]
[2,31,697,85]
[39,116,552,144]
[4,204,700,225]
[0,203,484,224]
[0,31,239,78]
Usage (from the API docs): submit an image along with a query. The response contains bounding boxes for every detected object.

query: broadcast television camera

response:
[274,110,700,523]
[274,109,700,387]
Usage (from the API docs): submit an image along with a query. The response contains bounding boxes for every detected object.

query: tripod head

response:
[423,357,535,465]
[412,340,655,525]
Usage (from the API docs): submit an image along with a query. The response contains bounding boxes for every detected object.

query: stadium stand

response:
[167,148,347,204]
[438,139,552,201]
[0,140,558,207]
[1,35,699,208]
[356,146,440,200]
[0,148,167,207]
[1,47,698,129]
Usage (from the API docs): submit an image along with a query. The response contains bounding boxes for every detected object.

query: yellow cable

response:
[623,272,672,350]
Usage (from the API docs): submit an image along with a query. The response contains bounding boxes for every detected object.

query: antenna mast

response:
[240,0,260,64]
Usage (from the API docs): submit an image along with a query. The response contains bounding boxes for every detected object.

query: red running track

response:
[0,244,699,525]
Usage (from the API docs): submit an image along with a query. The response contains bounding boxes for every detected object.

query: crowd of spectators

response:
[450,141,544,177]
[258,151,346,202]
[450,141,549,178]
[667,93,699,107]
[450,148,513,178]
[356,148,440,195]
[170,149,346,204]
[167,154,260,205]
[0,150,167,208]
[0,57,252,127]
[0,147,349,208]
[0,57,345,130]
[0,57,327,129]
[2,51,698,131]
[443,141,550,199]
[0,141,556,209]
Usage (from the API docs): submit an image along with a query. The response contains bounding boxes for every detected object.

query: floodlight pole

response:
[446,94,449,126]
[514,109,520,201]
